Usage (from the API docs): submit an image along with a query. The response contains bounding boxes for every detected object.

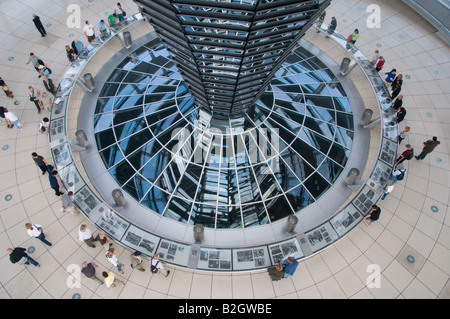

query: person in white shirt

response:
[3,108,23,130]
[381,179,395,200]
[78,224,97,248]
[370,49,380,65]
[114,3,126,22]
[83,20,95,43]
[25,223,52,246]
[150,253,170,277]
[38,117,49,134]
[106,248,124,274]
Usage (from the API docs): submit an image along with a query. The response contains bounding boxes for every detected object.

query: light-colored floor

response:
[0,0,449,299]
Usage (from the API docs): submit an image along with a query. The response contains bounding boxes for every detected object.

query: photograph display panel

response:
[157,239,191,267]
[305,223,339,253]
[232,246,271,270]
[330,204,363,236]
[198,247,232,271]
[268,238,303,265]
[95,208,130,240]
[123,225,160,256]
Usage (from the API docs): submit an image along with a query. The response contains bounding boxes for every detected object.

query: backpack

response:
[396,170,405,181]
[150,259,159,274]
[406,149,414,160]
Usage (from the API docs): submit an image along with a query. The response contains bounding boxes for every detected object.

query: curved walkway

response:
[0,0,449,299]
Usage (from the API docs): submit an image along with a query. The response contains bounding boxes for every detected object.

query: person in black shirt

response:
[32,14,47,37]
[81,261,103,285]
[364,205,381,226]
[6,247,40,267]
[395,106,407,124]
[391,95,403,110]
[32,152,49,175]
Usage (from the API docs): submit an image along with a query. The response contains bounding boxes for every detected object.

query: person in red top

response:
[395,144,414,166]
[375,56,385,72]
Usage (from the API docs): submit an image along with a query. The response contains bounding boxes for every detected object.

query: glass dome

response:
[93,40,354,229]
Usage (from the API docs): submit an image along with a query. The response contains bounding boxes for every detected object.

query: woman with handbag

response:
[114,3,126,22]
[347,29,360,44]
[28,85,44,113]
[0,76,14,98]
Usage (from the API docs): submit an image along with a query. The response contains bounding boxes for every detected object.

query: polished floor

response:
[0,0,449,299]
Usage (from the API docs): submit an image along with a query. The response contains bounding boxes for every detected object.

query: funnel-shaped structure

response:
[134,0,331,118]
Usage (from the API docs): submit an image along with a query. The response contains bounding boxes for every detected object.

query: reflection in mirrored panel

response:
[93,40,355,229]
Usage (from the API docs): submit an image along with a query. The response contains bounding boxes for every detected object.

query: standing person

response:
[316,10,326,31]
[384,69,397,85]
[397,126,410,144]
[61,191,77,215]
[114,3,126,22]
[81,261,103,285]
[326,16,337,36]
[281,256,298,278]
[108,13,118,27]
[390,163,407,184]
[391,74,403,91]
[83,20,95,43]
[102,271,125,288]
[38,65,52,79]
[106,248,125,274]
[65,45,76,62]
[41,92,53,112]
[375,56,385,72]
[95,232,113,250]
[98,19,111,36]
[391,82,402,100]
[150,253,170,277]
[71,39,85,56]
[0,106,13,129]
[38,117,49,134]
[28,86,43,114]
[381,179,395,200]
[32,152,49,175]
[43,77,57,96]
[49,170,63,196]
[130,251,145,272]
[32,14,47,37]
[6,247,40,267]
[3,108,23,130]
[0,76,14,98]
[415,136,440,160]
[25,223,52,246]
[348,29,360,44]
[391,95,403,110]
[395,144,414,166]
[395,106,407,124]
[370,49,380,65]
[78,224,97,248]
[25,53,42,73]
[363,205,381,226]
